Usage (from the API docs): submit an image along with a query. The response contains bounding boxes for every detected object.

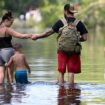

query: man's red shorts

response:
[58,51,81,73]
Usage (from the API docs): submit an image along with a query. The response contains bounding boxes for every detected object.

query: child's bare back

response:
[6,43,31,73]
[12,52,28,70]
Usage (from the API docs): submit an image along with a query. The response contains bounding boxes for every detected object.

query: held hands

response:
[31,34,40,40]
[26,34,32,39]
[25,34,41,40]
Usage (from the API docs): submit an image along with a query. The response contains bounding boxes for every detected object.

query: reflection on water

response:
[58,84,81,105]
[0,84,27,105]
[81,84,105,104]
[0,83,105,105]
[30,58,57,81]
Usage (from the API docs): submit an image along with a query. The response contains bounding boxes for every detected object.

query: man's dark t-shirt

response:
[52,17,88,35]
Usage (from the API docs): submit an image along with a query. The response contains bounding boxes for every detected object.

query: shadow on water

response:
[0,82,105,105]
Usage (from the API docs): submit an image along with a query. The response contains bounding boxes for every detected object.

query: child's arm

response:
[24,56,31,74]
[5,56,13,67]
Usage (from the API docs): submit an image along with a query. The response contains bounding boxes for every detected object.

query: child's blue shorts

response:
[15,70,28,84]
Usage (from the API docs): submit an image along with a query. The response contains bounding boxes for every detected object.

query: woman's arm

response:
[31,28,54,40]
[6,27,31,39]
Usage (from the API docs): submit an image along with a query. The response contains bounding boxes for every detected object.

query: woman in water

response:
[0,11,31,84]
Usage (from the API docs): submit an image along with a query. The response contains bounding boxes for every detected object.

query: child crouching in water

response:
[5,43,31,84]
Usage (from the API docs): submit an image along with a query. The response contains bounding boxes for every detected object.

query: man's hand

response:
[31,34,39,40]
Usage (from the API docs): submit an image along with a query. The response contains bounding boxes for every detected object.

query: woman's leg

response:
[1,48,14,84]
[6,63,14,83]
[0,66,5,84]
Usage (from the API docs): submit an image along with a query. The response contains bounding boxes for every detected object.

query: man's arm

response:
[31,28,54,40]
[80,34,87,42]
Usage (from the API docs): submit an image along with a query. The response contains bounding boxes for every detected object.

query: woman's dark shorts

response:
[0,48,14,66]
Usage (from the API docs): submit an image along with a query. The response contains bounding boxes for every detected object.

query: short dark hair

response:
[13,43,22,50]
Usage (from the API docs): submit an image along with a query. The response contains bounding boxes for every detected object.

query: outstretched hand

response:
[31,34,39,40]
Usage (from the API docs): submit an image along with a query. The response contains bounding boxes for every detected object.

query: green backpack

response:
[57,18,82,53]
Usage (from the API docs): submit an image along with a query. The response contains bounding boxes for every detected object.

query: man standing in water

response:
[31,3,88,85]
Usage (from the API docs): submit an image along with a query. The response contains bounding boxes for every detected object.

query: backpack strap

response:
[57,18,79,40]
[73,19,80,26]
[73,19,80,43]
[57,18,67,40]
[59,18,68,32]
[60,18,68,26]
[61,18,79,27]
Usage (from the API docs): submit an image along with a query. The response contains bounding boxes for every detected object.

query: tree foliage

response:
[0,0,4,15]
[0,0,105,30]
